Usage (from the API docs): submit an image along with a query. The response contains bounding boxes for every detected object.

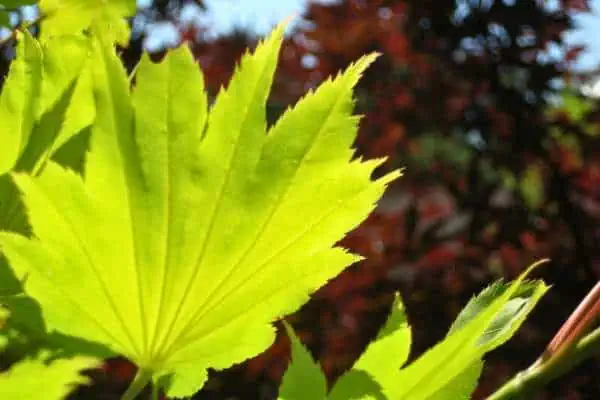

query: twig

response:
[539,281,600,364]
[487,327,600,399]
[487,282,600,399]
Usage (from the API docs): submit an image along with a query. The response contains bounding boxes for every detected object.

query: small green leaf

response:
[0,34,91,239]
[330,293,410,399]
[561,92,592,122]
[392,262,548,399]
[519,165,544,210]
[36,35,90,119]
[432,360,483,400]
[0,31,42,175]
[278,322,327,400]
[328,370,384,400]
[48,57,95,155]
[39,0,136,45]
[449,280,549,351]
[0,354,99,400]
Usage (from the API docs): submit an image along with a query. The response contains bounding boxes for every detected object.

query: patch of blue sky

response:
[140,0,337,51]
[139,0,600,71]
[564,0,600,71]
[1,0,600,72]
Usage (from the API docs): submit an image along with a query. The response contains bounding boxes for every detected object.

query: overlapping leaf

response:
[0,34,95,359]
[279,268,547,400]
[0,32,42,176]
[279,322,328,400]
[0,24,398,397]
[329,293,410,400]
[279,293,409,400]
[0,32,94,238]
[0,30,93,176]
[0,355,98,400]
[39,0,135,45]
[392,266,549,399]
[0,307,99,400]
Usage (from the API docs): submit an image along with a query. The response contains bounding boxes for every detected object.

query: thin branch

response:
[487,327,600,400]
[539,281,600,364]
[487,282,600,399]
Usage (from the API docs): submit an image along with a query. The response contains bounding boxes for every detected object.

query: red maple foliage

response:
[174,1,600,398]
[2,0,596,399]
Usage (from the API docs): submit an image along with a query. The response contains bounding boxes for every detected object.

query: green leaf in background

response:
[0,33,92,239]
[279,293,410,400]
[0,11,10,28]
[392,263,549,399]
[330,293,410,400]
[39,0,136,45]
[0,31,92,174]
[448,279,548,349]
[0,31,42,176]
[519,165,544,211]
[561,91,592,122]
[17,34,94,174]
[431,360,483,400]
[0,1,37,7]
[278,322,328,400]
[0,23,397,398]
[0,353,98,400]
[547,91,600,137]
[0,309,99,400]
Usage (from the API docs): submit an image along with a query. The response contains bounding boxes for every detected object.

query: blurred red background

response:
[2,0,598,398]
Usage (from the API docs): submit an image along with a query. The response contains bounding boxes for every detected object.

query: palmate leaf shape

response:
[0,24,399,397]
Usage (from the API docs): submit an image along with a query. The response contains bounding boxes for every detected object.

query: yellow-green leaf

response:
[39,0,136,45]
[0,24,397,397]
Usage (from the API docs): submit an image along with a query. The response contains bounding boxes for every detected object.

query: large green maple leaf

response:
[0,25,398,397]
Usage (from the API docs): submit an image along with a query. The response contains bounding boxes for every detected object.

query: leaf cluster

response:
[0,1,556,399]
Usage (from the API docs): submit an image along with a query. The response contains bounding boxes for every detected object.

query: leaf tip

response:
[522,258,551,279]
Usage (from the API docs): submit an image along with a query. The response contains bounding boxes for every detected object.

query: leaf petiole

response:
[121,368,153,400]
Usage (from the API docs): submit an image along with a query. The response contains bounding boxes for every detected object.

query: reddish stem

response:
[539,281,600,364]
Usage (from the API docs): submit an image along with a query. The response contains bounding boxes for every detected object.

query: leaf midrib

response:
[172,76,353,338]
[156,74,353,362]
[162,171,382,361]
[150,49,276,361]
[17,173,135,359]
